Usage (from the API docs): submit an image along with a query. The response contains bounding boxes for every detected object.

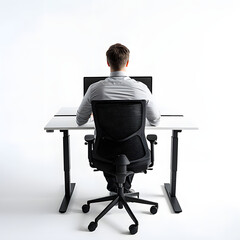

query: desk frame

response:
[164,130,182,213]
[49,129,183,214]
[59,130,76,213]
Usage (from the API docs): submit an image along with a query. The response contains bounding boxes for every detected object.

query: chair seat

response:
[92,156,151,174]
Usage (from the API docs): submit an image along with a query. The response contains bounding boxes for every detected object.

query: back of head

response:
[106,43,130,71]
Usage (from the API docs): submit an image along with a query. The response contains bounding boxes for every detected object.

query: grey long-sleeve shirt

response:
[76,71,160,126]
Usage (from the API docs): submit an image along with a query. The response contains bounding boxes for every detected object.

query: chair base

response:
[82,191,158,234]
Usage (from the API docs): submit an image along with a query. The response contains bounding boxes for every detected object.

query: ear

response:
[126,60,129,67]
[107,61,110,67]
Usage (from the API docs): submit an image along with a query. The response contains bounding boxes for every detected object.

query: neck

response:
[110,67,126,73]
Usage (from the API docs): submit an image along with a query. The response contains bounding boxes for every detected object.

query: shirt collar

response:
[110,71,128,77]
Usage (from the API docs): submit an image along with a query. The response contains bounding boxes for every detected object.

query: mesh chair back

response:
[92,100,150,166]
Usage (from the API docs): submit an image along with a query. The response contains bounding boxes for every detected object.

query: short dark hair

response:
[106,43,130,71]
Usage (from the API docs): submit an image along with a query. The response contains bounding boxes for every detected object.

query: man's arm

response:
[76,87,92,126]
[144,87,161,126]
[146,98,161,126]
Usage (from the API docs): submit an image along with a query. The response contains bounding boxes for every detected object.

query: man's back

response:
[76,71,160,126]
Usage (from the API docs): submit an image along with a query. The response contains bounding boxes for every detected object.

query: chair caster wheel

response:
[150,206,158,214]
[82,204,90,213]
[88,221,98,232]
[129,224,138,235]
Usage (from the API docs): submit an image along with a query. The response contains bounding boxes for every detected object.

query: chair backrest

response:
[91,100,150,167]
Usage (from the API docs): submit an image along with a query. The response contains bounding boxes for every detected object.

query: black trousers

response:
[103,172,134,192]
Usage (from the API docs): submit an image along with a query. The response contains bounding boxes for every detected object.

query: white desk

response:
[44,107,198,214]
[54,107,185,118]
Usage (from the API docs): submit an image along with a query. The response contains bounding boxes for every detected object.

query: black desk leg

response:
[164,130,182,213]
[59,130,76,213]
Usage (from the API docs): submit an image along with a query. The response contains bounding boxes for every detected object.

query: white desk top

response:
[55,107,184,117]
[44,116,198,131]
[44,107,198,131]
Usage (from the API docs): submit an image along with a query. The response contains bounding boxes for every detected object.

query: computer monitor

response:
[83,76,152,95]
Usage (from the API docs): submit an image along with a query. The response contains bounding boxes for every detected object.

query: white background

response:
[0,0,240,239]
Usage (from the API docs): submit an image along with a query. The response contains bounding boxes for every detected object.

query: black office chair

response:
[82,100,158,234]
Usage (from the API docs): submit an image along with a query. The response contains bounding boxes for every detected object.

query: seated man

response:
[76,43,160,193]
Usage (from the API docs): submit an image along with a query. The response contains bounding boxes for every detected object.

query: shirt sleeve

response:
[76,86,92,126]
[144,87,161,126]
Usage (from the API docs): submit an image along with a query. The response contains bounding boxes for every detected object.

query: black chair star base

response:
[83,100,158,234]
[82,155,158,235]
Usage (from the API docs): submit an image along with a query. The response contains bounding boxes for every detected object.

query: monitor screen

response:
[83,76,152,95]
